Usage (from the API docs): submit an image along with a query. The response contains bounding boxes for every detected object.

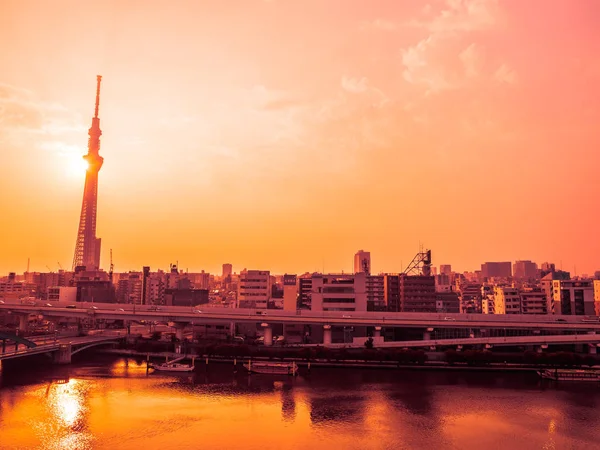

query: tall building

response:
[399,275,436,312]
[552,280,595,316]
[354,250,371,275]
[439,265,452,275]
[481,262,512,279]
[594,280,600,315]
[222,263,232,279]
[116,272,143,304]
[513,260,538,280]
[282,274,298,312]
[520,289,548,314]
[384,274,401,312]
[493,286,521,314]
[310,273,367,312]
[237,270,270,309]
[73,76,105,271]
[298,274,313,309]
[366,275,385,311]
[145,273,165,305]
[458,282,483,313]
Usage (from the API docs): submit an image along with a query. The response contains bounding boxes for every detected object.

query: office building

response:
[552,280,595,316]
[399,275,436,313]
[310,272,367,312]
[282,274,298,312]
[237,270,270,309]
[481,262,512,279]
[513,260,538,281]
[354,250,371,275]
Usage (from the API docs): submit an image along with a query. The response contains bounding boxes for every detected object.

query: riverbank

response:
[103,339,600,372]
[98,348,548,373]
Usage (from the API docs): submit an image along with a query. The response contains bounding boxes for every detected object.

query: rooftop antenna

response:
[109,249,114,283]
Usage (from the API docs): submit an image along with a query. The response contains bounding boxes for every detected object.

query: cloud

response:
[400,1,505,94]
[359,19,398,32]
[493,64,517,84]
[401,34,456,93]
[0,81,83,152]
[340,76,389,108]
[421,0,499,33]
[459,43,484,78]
[341,76,369,94]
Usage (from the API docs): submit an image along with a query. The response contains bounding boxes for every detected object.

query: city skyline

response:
[1,1,599,275]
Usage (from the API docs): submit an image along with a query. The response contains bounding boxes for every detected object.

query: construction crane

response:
[109,249,114,283]
[57,262,63,270]
[401,248,432,276]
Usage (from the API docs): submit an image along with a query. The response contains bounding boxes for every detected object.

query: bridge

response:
[0,331,123,363]
[2,302,600,350]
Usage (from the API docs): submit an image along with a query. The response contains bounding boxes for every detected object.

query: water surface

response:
[1,357,599,449]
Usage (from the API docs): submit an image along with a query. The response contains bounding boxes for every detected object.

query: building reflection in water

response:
[309,394,366,425]
[279,382,296,422]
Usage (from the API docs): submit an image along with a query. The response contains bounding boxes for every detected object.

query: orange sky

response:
[1,0,599,276]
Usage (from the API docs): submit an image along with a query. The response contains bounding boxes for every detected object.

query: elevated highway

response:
[2,302,600,331]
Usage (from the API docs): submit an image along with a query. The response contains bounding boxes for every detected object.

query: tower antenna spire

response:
[94,75,102,118]
[72,76,105,271]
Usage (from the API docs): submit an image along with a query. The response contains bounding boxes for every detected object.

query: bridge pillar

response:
[261,323,273,346]
[423,332,431,341]
[18,315,28,334]
[373,327,382,338]
[53,344,72,365]
[172,323,186,342]
[323,325,332,347]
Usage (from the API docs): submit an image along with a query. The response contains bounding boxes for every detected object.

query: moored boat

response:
[538,369,600,382]
[150,362,195,372]
[244,361,298,376]
[149,355,195,372]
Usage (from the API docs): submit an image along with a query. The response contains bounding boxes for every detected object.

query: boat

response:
[538,369,600,382]
[244,361,298,376]
[149,356,195,372]
[150,362,195,372]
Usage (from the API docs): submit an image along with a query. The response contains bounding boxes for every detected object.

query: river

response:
[1,356,599,449]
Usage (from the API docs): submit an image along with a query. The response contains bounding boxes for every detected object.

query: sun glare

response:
[67,155,89,178]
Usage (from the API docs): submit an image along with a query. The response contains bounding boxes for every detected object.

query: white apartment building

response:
[47,286,77,303]
[310,273,367,312]
[493,286,521,314]
[237,270,270,309]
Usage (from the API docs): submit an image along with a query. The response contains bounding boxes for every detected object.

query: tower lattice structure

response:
[72,75,104,271]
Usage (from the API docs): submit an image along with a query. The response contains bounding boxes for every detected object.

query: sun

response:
[66,154,89,178]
